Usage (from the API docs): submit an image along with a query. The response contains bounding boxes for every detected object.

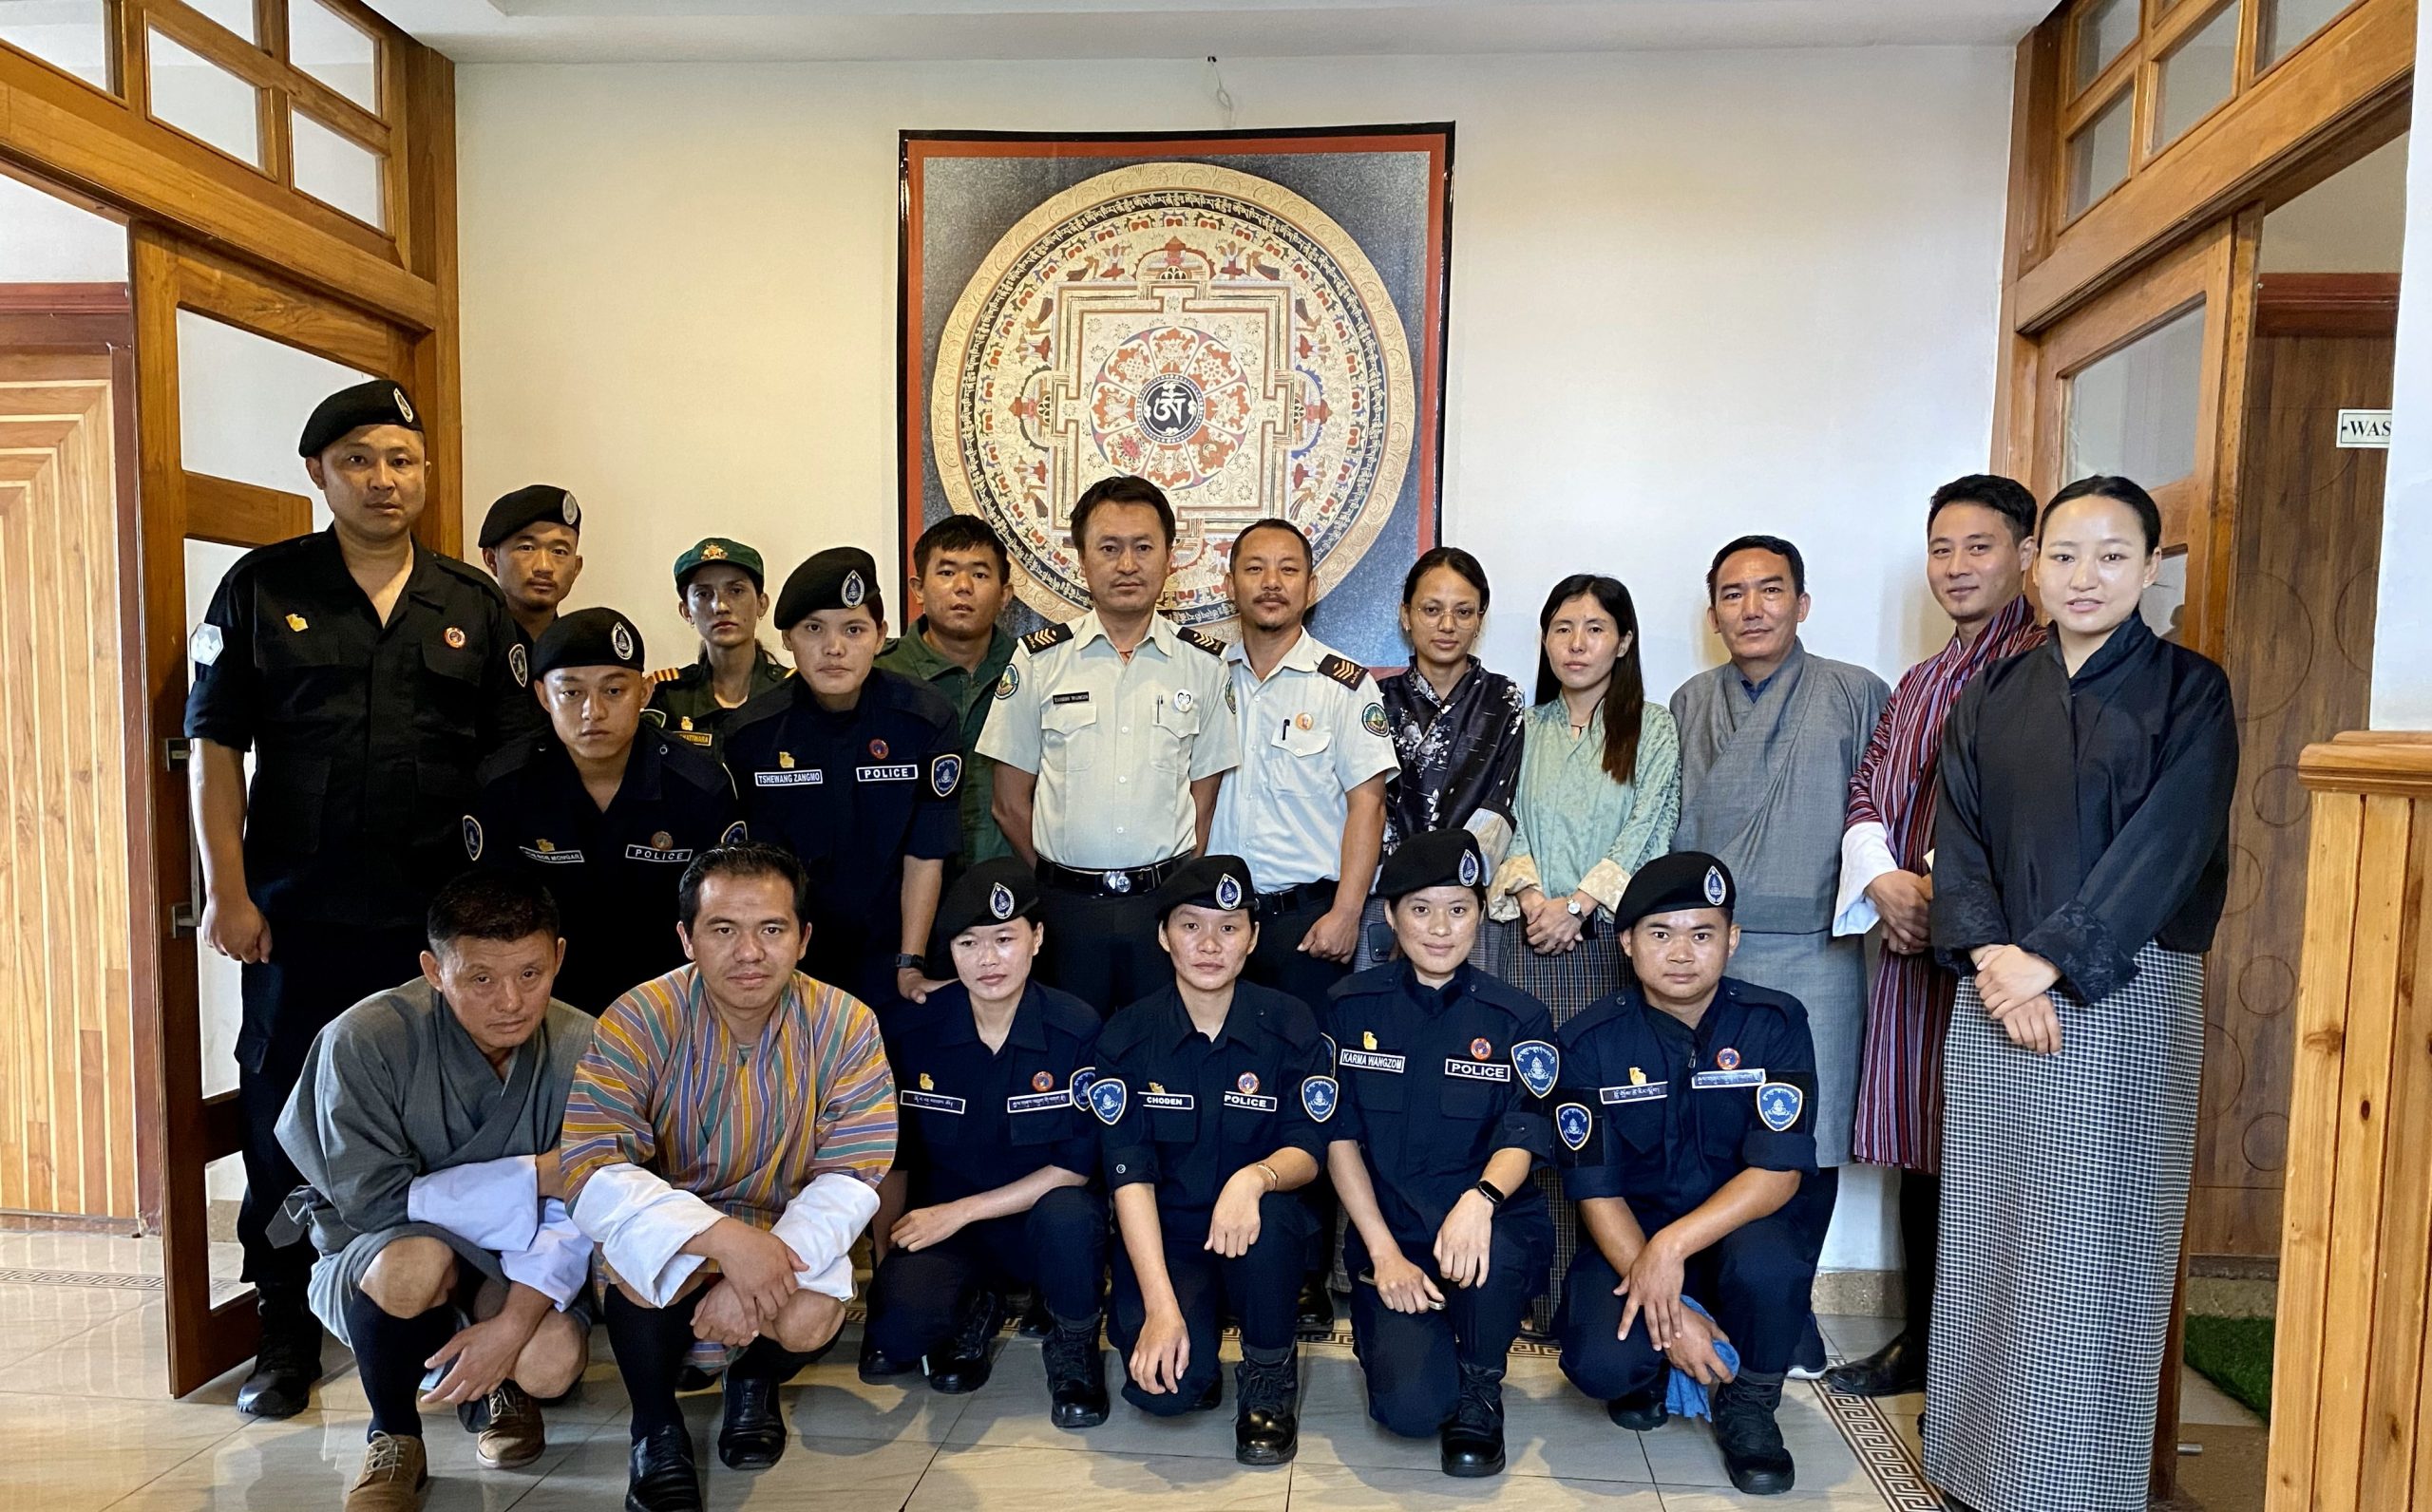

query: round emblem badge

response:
[1470,1036,1492,1061]
[444,626,466,650]
[1457,849,1481,887]
[1703,865,1729,907]
[1106,870,1132,895]
[1237,1071,1260,1094]
[1361,701,1389,737]
[1717,1048,1742,1070]
[1032,1070,1054,1092]
[1171,689,1195,714]
[996,664,1020,700]
[1294,711,1314,731]
[611,622,635,662]
[841,570,866,608]
[1214,873,1244,911]
[652,830,673,850]
[989,882,1016,919]
[868,738,889,759]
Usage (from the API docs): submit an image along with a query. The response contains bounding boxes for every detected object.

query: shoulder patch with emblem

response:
[1301,1075,1340,1122]
[462,815,484,861]
[508,642,529,688]
[1757,1081,1804,1132]
[995,662,1020,700]
[1023,623,1075,654]
[1087,1077,1129,1126]
[1317,652,1364,690]
[1175,624,1226,657]
[190,623,223,666]
[720,820,748,845]
[1556,1102,1593,1151]
[931,753,962,798]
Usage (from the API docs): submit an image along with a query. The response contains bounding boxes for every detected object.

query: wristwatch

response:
[893,953,925,973]
[1472,1180,1508,1209]
[1565,897,1585,917]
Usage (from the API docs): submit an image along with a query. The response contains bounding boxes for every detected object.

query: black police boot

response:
[1712,1370,1796,1496]
[1017,1292,1054,1338]
[1606,1366,1669,1431]
[236,1294,322,1420]
[1438,1364,1507,1478]
[1233,1346,1300,1466]
[1293,1276,1335,1341]
[626,1424,703,1512]
[1822,1329,1927,1398]
[716,1375,788,1470]
[1042,1311,1110,1428]
[926,1289,1004,1394]
[857,1332,921,1384]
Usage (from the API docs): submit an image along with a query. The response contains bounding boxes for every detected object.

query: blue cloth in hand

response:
[1662,1295,1740,1422]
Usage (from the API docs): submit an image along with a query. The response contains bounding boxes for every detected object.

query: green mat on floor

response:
[2184,1313,2274,1421]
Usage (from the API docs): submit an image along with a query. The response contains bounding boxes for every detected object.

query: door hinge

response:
[169,902,199,939]
[163,737,190,772]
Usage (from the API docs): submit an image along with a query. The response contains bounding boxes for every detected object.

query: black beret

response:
[1378,828,1487,900]
[773,547,882,631]
[1153,854,1254,920]
[298,379,421,458]
[530,607,645,679]
[480,484,581,548]
[1614,851,1736,930]
[934,858,1040,943]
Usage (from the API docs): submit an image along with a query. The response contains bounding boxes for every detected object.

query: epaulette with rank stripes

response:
[648,666,685,685]
[1022,623,1074,654]
[1174,624,1226,657]
[1317,653,1366,690]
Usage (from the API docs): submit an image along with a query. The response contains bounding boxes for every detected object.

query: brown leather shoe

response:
[472,1381,546,1469]
[344,1431,428,1512]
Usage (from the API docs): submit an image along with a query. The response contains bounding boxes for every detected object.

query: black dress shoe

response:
[1606,1369,1668,1431]
[716,1375,788,1470]
[1712,1375,1796,1496]
[1042,1313,1109,1429]
[1292,1276,1335,1341]
[1822,1330,1927,1397]
[926,1290,1004,1395]
[857,1332,921,1384]
[1438,1365,1506,1478]
[625,1425,703,1512]
[1233,1351,1299,1466]
[1193,1374,1223,1411]
[236,1298,322,1420]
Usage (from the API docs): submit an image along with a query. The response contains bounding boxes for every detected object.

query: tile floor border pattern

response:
[1814,1386,1946,1511]
[1,1268,164,1289]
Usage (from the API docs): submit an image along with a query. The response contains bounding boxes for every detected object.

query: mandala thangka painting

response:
[902,127,1452,664]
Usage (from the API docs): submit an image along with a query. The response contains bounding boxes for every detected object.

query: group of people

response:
[188,378,2236,1512]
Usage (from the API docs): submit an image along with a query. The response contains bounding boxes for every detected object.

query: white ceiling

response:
[360,0,2055,65]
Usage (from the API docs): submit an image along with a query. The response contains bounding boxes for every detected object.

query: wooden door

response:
[129,227,422,1395]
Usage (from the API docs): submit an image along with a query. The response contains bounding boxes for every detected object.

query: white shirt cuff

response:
[407,1155,541,1254]
[570,1162,724,1308]
[1834,822,1899,936]
[498,1199,594,1308]
[1464,811,1514,869]
[770,1174,882,1302]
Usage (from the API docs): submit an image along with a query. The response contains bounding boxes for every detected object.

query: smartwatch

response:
[1472,1180,1509,1209]
[893,953,926,973]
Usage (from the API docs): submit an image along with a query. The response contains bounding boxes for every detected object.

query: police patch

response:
[932,753,962,798]
[996,664,1019,700]
[989,881,1016,920]
[1033,1070,1055,1092]
[612,622,635,661]
[1458,848,1481,887]
[1087,1077,1128,1125]
[1717,1047,1741,1070]
[1470,1036,1492,1061]
[1758,1081,1803,1132]
[508,642,529,688]
[1361,702,1388,738]
[1556,1102,1593,1151]
[1224,680,1238,713]
[562,494,580,528]
[444,626,467,650]
[869,738,889,760]
[1071,1065,1097,1099]
[1301,1076,1340,1123]
[842,570,865,608]
[1215,873,1244,911]
[1512,1040,1560,1098]
[462,815,483,860]
[1236,1071,1260,1095]
[1703,865,1728,907]
[391,387,415,424]
[190,622,223,666]
[721,821,748,845]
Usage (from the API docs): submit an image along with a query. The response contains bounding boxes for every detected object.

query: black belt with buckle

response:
[1255,879,1339,917]
[1037,854,1190,898]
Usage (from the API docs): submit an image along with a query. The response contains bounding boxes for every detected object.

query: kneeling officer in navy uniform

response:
[1092,856,1330,1465]
[1325,828,1557,1478]
[1552,851,1829,1498]
[466,608,743,1011]
[860,859,1110,1427]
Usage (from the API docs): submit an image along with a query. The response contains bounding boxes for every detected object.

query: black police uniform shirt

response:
[879,981,1103,1210]
[1091,982,1331,1223]
[1324,962,1558,1250]
[466,732,744,1012]
[184,529,542,930]
[1551,976,1818,1233]
[721,669,962,988]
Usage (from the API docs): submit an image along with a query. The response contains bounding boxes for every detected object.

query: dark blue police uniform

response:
[1551,975,1830,1396]
[466,733,744,1012]
[1093,981,1331,1413]
[1326,962,1556,1437]
[865,981,1106,1358]
[722,668,960,1005]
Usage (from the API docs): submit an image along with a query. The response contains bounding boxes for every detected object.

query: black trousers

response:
[864,1187,1105,1360]
[1109,1193,1306,1415]
[1900,1168,1940,1344]
[238,921,427,1297]
[1034,881,1167,1016]
[1344,1216,1548,1437]
[1245,886,1353,1284]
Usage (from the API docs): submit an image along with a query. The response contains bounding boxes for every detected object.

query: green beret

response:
[774,547,882,631]
[674,537,766,593]
[530,607,646,679]
[480,484,581,548]
[1153,855,1254,920]
[1614,851,1736,930]
[297,380,421,458]
[934,858,1040,944]
[1378,828,1486,900]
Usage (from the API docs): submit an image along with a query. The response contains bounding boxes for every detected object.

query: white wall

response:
[2373,7,2432,728]
[0,172,125,281]
[456,46,2019,1271]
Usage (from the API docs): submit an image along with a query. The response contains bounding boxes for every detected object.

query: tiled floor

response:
[0,1232,2263,1511]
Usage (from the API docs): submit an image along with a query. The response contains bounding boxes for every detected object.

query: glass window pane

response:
[177,307,368,513]
[2155,5,2239,150]
[2066,304,2208,484]
[147,28,261,167]
[2073,0,2139,93]
[292,110,383,226]
[288,0,378,113]
[0,0,112,89]
[2066,90,2134,219]
[2262,0,2353,66]
[183,0,256,45]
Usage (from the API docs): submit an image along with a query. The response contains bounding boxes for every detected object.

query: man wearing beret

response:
[466,608,746,1012]
[648,538,792,764]
[859,858,1110,1427]
[1550,852,1830,1497]
[477,484,585,647]
[1092,856,1330,1465]
[186,378,542,1419]
[722,548,962,1008]
[1324,828,1557,1477]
